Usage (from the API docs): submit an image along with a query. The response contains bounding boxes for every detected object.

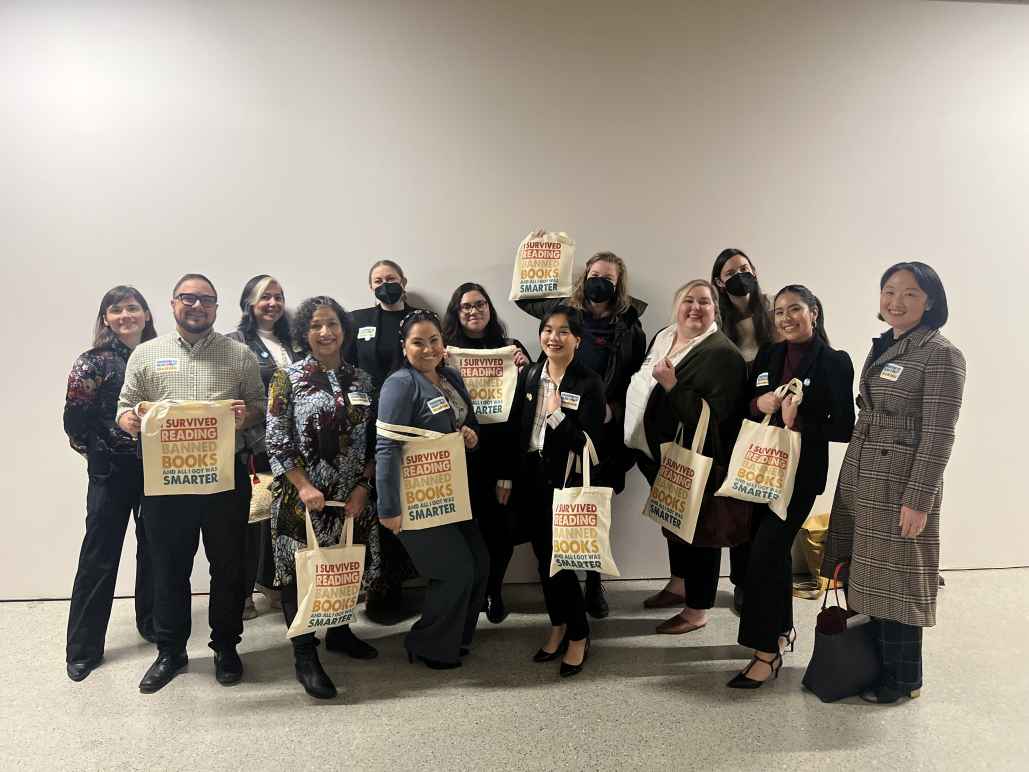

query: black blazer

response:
[636,329,748,484]
[505,358,606,488]
[226,330,302,390]
[749,338,855,496]
[343,304,423,392]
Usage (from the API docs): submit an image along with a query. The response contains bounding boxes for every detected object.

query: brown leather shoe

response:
[643,589,687,609]
[655,612,707,635]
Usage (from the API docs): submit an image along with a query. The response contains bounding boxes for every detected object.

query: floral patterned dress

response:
[266,355,382,589]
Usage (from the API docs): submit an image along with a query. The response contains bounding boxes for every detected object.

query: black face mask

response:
[724,272,758,297]
[374,282,404,306]
[584,276,616,303]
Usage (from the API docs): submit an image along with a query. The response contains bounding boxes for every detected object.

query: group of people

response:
[63,246,965,706]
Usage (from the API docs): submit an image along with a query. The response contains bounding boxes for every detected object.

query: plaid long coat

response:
[822,326,965,627]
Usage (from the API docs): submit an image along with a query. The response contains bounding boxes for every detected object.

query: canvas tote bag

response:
[715,378,804,519]
[287,502,366,638]
[509,230,576,300]
[642,399,714,542]
[248,456,274,524]
[140,400,236,496]
[374,421,473,531]
[445,345,519,424]
[550,434,620,578]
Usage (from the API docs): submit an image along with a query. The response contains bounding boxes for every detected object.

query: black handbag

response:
[802,563,882,702]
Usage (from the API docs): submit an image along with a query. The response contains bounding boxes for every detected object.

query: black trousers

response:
[66,455,153,663]
[398,520,489,662]
[144,459,250,654]
[737,486,817,652]
[471,475,515,597]
[729,542,749,587]
[665,535,721,610]
[875,618,923,691]
[244,520,276,591]
[524,455,590,640]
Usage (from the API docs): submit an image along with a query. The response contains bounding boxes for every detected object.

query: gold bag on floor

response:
[551,434,620,578]
[288,503,365,638]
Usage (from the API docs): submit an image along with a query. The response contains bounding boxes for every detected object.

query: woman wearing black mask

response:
[707,248,778,616]
[517,247,647,619]
[344,259,421,624]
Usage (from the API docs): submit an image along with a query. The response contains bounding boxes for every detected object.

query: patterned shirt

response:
[64,338,137,457]
[117,330,265,451]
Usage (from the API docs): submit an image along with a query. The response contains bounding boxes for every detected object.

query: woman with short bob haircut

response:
[823,261,965,704]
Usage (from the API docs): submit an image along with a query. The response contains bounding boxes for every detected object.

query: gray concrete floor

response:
[0,570,1025,771]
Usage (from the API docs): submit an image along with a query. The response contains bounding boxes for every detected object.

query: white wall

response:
[2,0,1026,600]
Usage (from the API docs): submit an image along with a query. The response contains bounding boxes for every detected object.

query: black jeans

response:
[524,455,590,641]
[736,487,817,652]
[66,454,153,663]
[144,459,250,654]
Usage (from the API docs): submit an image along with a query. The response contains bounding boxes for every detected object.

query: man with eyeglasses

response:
[117,273,265,694]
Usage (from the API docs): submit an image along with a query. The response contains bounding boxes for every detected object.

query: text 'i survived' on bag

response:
[445,345,519,424]
[715,378,803,519]
[375,421,473,531]
[509,230,576,301]
[802,563,882,702]
[288,502,366,638]
[642,399,713,542]
[140,400,236,496]
[550,434,620,578]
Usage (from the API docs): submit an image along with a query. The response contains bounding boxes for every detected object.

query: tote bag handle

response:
[821,561,849,611]
[563,433,600,488]
[304,500,350,549]
[672,398,711,455]
[759,378,805,427]
[375,420,446,442]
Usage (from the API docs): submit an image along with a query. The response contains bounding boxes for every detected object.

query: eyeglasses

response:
[176,293,218,308]
[459,301,488,314]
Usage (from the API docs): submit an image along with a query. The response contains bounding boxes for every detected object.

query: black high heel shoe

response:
[533,636,569,663]
[406,648,462,670]
[559,638,590,678]
[726,651,782,689]
[779,626,797,653]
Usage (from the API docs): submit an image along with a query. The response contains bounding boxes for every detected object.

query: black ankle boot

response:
[325,625,378,659]
[294,647,336,699]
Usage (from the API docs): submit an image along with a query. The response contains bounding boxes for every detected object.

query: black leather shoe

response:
[485,593,509,624]
[733,586,745,615]
[365,586,409,626]
[585,576,609,619]
[406,648,461,670]
[66,657,102,682]
[533,637,569,663]
[139,652,188,694]
[727,652,782,689]
[560,639,591,678]
[214,647,243,685]
[325,625,378,660]
[295,651,337,699]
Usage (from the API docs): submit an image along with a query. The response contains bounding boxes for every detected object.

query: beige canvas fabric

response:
[375,421,473,531]
[508,230,575,300]
[550,435,619,577]
[287,502,365,638]
[715,379,804,519]
[642,399,714,542]
[248,471,274,523]
[140,400,236,496]
[446,345,519,424]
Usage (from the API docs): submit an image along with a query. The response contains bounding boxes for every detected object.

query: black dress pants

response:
[664,534,721,610]
[398,520,489,662]
[737,486,817,652]
[471,473,515,597]
[524,456,590,641]
[66,454,153,663]
[144,459,250,654]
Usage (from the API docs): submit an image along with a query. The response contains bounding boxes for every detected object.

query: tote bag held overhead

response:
[445,345,519,424]
[715,378,803,520]
[642,400,713,543]
[288,503,366,639]
[140,400,236,496]
[509,230,576,300]
[375,421,473,531]
[550,434,620,578]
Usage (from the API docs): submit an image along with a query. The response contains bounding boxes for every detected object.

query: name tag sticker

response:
[559,392,581,410]
[155,358,180,373]
[755,372,770,388]
[880,363,904,382]
[348,392,371,407]
[427,396,450,414]
[357,326,376,341]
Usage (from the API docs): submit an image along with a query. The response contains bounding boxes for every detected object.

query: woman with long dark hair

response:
[228,275,301,619]
[376,310,488,669]
[64,286,158,681]
[728,285,855,689]
[707,248,778,615]
[517,245,647,619]
[442,282,530,623]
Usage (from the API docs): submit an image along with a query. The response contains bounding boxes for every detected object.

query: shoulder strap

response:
[375,419,445,441]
